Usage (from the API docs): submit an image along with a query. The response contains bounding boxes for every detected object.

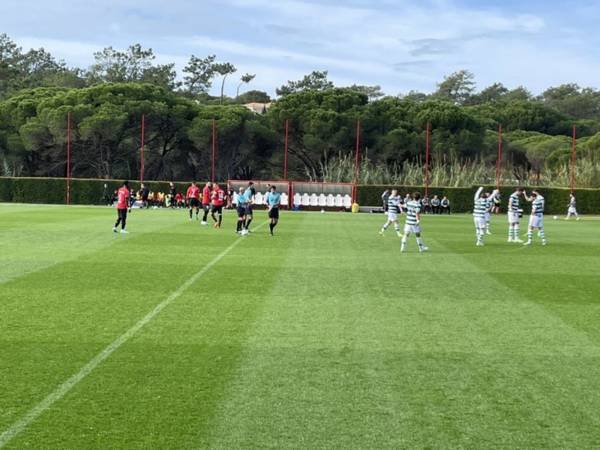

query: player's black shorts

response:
[117,208,127,220]
[268,207,279,219]
[237,205,246,218]
[189,198,200,208]
[211,205,223,214]
[245,204,253,215]
[203,203,211,211]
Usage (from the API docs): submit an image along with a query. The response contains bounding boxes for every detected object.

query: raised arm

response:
[474,186,484,202]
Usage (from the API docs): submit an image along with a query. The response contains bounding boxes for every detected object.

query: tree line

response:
[1,33,600,186]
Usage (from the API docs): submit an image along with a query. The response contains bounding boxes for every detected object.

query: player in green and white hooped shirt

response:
[473,187,499,246]
[523,190,546,246]
[401,192,428,253]
[507,187,524,243]
[565,193,580,220]
[380,189,403,237]
[484,191,494,235]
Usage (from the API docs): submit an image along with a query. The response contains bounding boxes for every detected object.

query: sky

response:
[2,0,600,97]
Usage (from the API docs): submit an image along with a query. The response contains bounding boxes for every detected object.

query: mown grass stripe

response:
[0,223,265,448]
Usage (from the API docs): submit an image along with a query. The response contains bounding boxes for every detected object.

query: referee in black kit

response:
[266,185,281,236]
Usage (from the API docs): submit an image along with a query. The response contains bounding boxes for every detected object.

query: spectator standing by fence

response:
[169,183,177,208]
[102,183,111,206]
[140,183,149,208]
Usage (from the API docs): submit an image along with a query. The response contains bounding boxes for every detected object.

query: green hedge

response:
[0,177,212,205]
[357,184,600,215]
[1,177,598,214]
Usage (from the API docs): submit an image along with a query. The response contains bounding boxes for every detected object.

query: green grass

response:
[1,203,600,449]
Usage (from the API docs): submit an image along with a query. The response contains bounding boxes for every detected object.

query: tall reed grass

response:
[320,152,600,187]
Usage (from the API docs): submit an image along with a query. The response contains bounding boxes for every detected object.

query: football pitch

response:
[1,203,600,449]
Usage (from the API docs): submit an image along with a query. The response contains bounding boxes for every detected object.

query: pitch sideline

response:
[0,222,266,448]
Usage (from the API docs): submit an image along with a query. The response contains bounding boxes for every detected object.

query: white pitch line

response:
[0,225,264,448]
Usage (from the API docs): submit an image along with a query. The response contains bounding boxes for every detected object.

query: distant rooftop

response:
[244,102,272,114]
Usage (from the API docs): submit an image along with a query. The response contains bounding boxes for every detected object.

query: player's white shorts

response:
[474,217,486,229]
[404,224,421,234]
[485,212,491,222]
[508,212,520,224]
[387,212,398,222]
[568,206,577,214]
[529,215,543,229]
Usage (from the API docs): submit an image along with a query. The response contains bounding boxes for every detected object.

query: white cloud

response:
[14,37,103,67]
[3,0,599,96]
[185,36,393,76]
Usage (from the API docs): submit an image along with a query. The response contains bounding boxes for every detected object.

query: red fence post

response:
[284,119,289,180]
[425,122,431,198]
[353,119,361,203]
[66,111,72,205]
[570,125,577,193]
[496,124,503,190]
[211,118,217,183]
[140,114,145,182]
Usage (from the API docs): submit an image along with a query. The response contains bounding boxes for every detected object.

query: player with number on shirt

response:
[210,184,226,228]
[201,182,212,225]
[379,189,403,238]
[113,181,130,234]
[523,190,547,246]
[473,187,499,246]
[401,192,428,253]
[186,182,201,221]
[507,187,524,243]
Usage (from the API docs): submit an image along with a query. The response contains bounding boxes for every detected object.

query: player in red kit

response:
[113,181,130,234]
[210,184,226,228]
[201,182,212,225]
[186,182,201,221]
